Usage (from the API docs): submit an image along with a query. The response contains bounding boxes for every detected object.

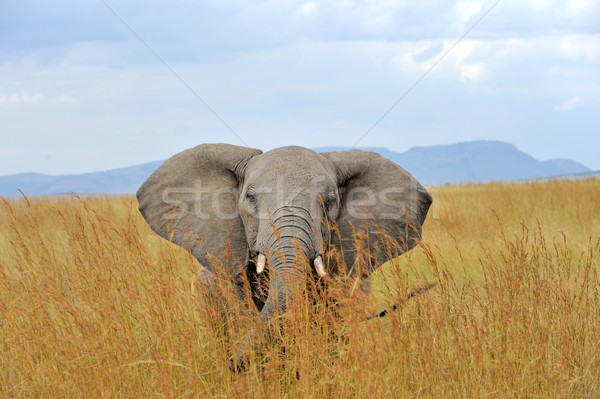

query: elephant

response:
[136,144,432,369]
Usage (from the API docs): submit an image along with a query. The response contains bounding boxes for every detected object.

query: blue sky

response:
[1,0,598,175]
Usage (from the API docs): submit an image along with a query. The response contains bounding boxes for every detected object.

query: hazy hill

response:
[0,161,163,197]
[0,141,592,196]
[315,141,591,186]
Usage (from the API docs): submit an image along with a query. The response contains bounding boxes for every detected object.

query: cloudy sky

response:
[1,0,599,175]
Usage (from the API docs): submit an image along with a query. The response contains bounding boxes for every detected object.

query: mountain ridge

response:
[315,141,590,185]
[0,141,592,196]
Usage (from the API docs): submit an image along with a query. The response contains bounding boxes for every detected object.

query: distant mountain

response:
[315,141,591,186]
[0,141,593,196]
[0,161,163,197]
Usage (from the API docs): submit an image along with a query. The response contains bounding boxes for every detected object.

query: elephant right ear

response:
[136,144,262,271]
[322,149,432,269]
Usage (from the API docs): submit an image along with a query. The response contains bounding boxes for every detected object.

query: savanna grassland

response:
[1,179,599,398]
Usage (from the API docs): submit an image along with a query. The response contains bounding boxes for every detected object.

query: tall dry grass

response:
[0,179,598,397]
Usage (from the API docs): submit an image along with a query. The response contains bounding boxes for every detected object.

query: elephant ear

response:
[322,150,432,268]
[137,144,262,275]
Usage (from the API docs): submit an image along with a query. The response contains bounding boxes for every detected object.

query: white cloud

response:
[450,1,483,32]
[554,96,580,111]
[460,63,485,82]
[361,13,393,32]
[558,35,600,62]
[390,39,487,83]
[0,91,78,107]
[51,95,78,105]
[337,0,354,10]
[396,34,598,90]
[451,40,486,82]
[0,92,43,106]
[298,2,318,16]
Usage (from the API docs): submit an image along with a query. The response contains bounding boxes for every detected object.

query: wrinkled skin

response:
[137,144,432,370]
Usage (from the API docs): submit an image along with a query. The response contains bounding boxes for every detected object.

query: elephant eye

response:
[325,194,336,212]
[246,190,257,205]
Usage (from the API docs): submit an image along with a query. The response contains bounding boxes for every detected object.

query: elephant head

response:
[137,144,431,353]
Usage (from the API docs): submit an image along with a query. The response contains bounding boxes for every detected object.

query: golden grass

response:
[1,179,599,397]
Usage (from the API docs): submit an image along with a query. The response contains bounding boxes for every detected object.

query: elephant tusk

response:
[314,256,326,277]
[256,253,267,274]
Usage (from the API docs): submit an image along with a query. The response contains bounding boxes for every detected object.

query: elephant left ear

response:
[322,150,432,267]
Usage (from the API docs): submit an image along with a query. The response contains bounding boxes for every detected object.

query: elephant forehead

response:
[252,180,334,204]
[246,148,336,187]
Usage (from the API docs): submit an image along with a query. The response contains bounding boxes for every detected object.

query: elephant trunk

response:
[257,207,321,323]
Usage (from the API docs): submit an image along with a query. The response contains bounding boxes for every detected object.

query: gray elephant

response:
[137,144,432,369]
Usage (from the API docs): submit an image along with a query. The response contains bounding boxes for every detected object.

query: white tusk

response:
[314,256,326,277]
[256,254,266,274]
